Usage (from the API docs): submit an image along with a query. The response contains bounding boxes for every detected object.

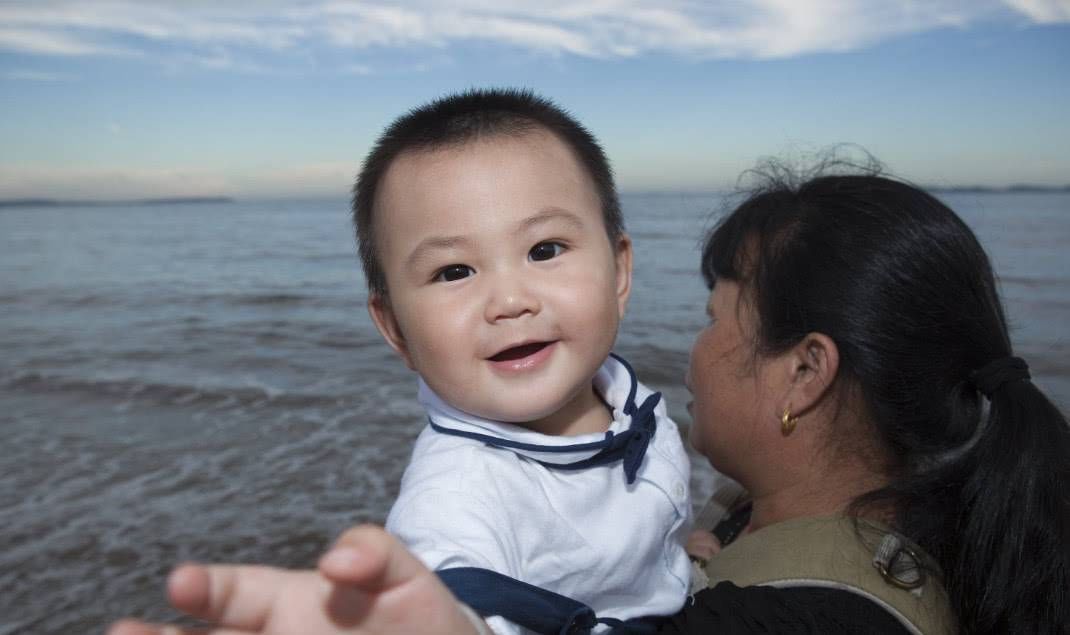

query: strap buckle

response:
[872,534,926,590]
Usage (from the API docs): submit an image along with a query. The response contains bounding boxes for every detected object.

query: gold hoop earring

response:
[781,408,799,436]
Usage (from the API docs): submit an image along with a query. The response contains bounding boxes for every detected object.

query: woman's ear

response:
[781,332,840,418]
[614,234,633,319]
[368,294,415,370]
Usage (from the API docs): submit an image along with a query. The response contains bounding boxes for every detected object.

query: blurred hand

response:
[685,529,721,564]
[108,524,479,635]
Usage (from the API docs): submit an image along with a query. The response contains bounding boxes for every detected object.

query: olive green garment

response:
[704,515,956,635]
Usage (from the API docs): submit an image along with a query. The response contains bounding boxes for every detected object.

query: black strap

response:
[712,501,753,548]
[437,567,662,635]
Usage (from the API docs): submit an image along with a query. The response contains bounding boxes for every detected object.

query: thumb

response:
[317,524,430,591]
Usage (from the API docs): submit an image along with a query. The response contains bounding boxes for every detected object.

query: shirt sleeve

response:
[386,486,526,635]
[387,484,516,569]
[658,582,914,635]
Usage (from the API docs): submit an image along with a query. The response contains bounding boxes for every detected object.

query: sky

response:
[1,0,1068,200]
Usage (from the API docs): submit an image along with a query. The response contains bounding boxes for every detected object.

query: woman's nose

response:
[484,274,540,322]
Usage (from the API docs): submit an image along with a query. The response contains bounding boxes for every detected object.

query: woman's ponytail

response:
[948,366,1070,633]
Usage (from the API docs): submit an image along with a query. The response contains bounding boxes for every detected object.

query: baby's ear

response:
[368,294,415,370]
[614,234,633,318]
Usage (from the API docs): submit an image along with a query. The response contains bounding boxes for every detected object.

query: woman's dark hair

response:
[702,162,1070,633]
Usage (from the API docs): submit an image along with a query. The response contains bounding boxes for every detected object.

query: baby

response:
[110,88,694,635]
[354,88,692,634]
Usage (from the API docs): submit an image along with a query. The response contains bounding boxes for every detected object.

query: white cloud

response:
[0,162,359,199]
[0,3,305,49]
[1002,0,1070,22]
[0,27,134,56]
[0,165,229,199]
[0,0,1065,67]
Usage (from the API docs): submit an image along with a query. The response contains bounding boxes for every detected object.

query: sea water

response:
[1,192,1066,633]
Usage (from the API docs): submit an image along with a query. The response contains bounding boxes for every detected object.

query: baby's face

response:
[369,129,631,428]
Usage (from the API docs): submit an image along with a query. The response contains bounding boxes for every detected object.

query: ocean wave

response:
[1,289,355,312]
[315,337,380,350]
[0,291,123,309]
[174,320,381,353]
[231,292,312,306]
[615,344,690,386]
[4,371,346,410]
[189,292,325,307]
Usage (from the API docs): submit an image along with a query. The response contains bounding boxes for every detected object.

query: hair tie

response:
[969,356,1031,397]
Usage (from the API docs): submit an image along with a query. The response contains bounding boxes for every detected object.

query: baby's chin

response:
[471,403,568,428]
[455,392,576,427]
[465,388,605,436]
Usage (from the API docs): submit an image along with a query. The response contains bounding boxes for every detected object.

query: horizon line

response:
[3,184,1070,207]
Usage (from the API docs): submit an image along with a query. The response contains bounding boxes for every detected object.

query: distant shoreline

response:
[621,184,1070,196]
[3,186,1069,209]
[0,196,235,209]
[925,185,1070,194]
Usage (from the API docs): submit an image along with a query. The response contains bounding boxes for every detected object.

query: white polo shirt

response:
[385,355,693,635]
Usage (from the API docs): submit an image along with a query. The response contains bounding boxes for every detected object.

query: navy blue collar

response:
[425,353,661,484]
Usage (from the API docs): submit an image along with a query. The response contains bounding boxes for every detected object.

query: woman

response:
[112,172,1069,635]
[667,171,1069,634]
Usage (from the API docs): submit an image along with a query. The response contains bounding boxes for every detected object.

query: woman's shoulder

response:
[699,514,956,634]
[659,581,913,634]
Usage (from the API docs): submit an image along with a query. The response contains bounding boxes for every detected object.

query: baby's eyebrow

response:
[516,208,586,234]
[406,235,470,270]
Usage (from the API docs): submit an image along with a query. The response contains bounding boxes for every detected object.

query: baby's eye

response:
[434,264,474,282]
[529,241,564,262]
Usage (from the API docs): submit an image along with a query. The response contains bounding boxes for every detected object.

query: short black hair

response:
[352,88,622,297]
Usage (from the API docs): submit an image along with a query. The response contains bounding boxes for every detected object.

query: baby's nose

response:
[484,276,540,322]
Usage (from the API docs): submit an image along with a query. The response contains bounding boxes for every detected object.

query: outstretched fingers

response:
[109,524,480,635]
[167,562,325,630]
[318,524,481,635]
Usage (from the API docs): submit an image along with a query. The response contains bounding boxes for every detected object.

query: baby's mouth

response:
[489,342,551,362]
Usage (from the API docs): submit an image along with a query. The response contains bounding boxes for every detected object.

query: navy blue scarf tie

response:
[428,391,662,484]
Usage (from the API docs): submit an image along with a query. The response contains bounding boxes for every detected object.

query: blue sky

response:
[1,0,1068,199]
